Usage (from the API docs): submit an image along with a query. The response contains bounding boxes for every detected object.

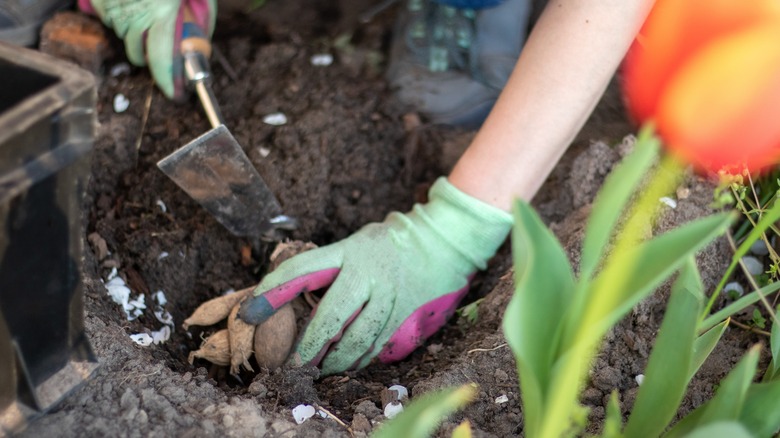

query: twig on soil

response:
[313,404,353,436]
[212,46,239,82]
[134,82,153,165]
[729,319,771,337]
[467,343,508,355]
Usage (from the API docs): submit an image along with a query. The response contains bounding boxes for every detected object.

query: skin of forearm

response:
[449,0,656,211]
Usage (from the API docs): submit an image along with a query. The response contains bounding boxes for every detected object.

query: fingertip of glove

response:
[238,295,274,325]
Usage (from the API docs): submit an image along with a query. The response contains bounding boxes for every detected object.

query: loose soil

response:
[20,1,769,437]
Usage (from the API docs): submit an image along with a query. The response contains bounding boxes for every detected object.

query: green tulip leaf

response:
[739,380,780,437]
[679,422,752,438]
[574,213,732,348]
[623,258,701,437]
[372,385,477,438]
[602,391,623,438]
[504,200,577,437]
[768,305,780,381]
[664,346,760,437]
[580,126,660,282]
[689,320,728,382]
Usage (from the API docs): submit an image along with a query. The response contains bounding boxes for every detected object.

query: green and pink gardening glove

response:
[239,177,512,375]
[78,0,217,100]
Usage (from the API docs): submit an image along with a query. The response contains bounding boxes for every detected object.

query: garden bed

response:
[20,1,765,436]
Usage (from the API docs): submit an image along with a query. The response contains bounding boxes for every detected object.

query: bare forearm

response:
[449,0,655,210]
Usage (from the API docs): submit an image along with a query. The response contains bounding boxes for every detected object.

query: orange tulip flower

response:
[622,0,780,173]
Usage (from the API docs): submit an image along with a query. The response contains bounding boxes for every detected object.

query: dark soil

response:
[20,1,768,437]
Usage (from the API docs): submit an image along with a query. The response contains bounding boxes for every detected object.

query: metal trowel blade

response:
[157,125,281,237]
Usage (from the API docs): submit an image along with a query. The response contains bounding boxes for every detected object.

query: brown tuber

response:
[188,329,231,366]
[228,297,255,375]
[182,287,252,330]
[253,303,297,370]
[184,240,317,374]
[250,240,314,370]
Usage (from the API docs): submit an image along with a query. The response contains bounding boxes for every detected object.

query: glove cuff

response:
[77,0,96,14]
[420,177,512,269]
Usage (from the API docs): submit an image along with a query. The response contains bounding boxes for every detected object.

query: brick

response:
[39,11,112,74]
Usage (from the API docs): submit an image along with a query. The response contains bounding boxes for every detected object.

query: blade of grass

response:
[699,281,780,333]
[701,198,780,320]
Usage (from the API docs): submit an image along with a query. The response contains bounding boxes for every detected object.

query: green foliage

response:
[456,299,482,325]
[622,259,702,438]
[450,420,473,438]
[376,130,780,437]
[739,380,780,435]
[699,280,780,333]
[679,422,752,438]
[664,346,760,437]
[689,320,728,382]
[602,392,622,438]
[751,308,767,329]
[700,196,780,320]
[505,131,733,438]
[371,385,476,438]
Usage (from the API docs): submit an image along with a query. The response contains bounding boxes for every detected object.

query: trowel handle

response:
[181,5,225,128]
[181,6,212,59]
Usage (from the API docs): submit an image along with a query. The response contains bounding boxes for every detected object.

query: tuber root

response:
[228,298,255,375]
[183,287,252,330]
[188,329,231,366]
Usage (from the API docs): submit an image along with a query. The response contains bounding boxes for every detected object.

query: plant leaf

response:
[699,281,780,333]
[702,193,780,319]
[602,391,623,438]
[678,421,752,438]
[689,320,728,382]
[451,420,473,438]
[664,345,760,437]
[578,212,732,347]
[372,385,477,438]
[623,258,701,437]
[579,126,660,282]
[739,380,780,437]
[504,200,577,437]
[768,304,780,381]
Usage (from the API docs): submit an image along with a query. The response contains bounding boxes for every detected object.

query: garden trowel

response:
[157,14,296,240]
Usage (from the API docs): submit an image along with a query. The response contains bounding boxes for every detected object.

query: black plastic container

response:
[0,41,98,435]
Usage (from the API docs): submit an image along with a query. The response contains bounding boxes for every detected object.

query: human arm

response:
[239,0,656,375]
[450,0,655,209]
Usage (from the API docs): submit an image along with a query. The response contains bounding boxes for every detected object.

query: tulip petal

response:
[623,0,780,123]
[658,24,780,173]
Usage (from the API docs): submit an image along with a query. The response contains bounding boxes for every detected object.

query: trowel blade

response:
[157,125,281,237]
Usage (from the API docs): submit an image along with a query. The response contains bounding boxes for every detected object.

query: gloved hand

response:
[239,177,512,375]
[78,0,217,100]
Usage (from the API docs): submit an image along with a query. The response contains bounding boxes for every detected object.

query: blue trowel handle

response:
[180,7,224,129]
